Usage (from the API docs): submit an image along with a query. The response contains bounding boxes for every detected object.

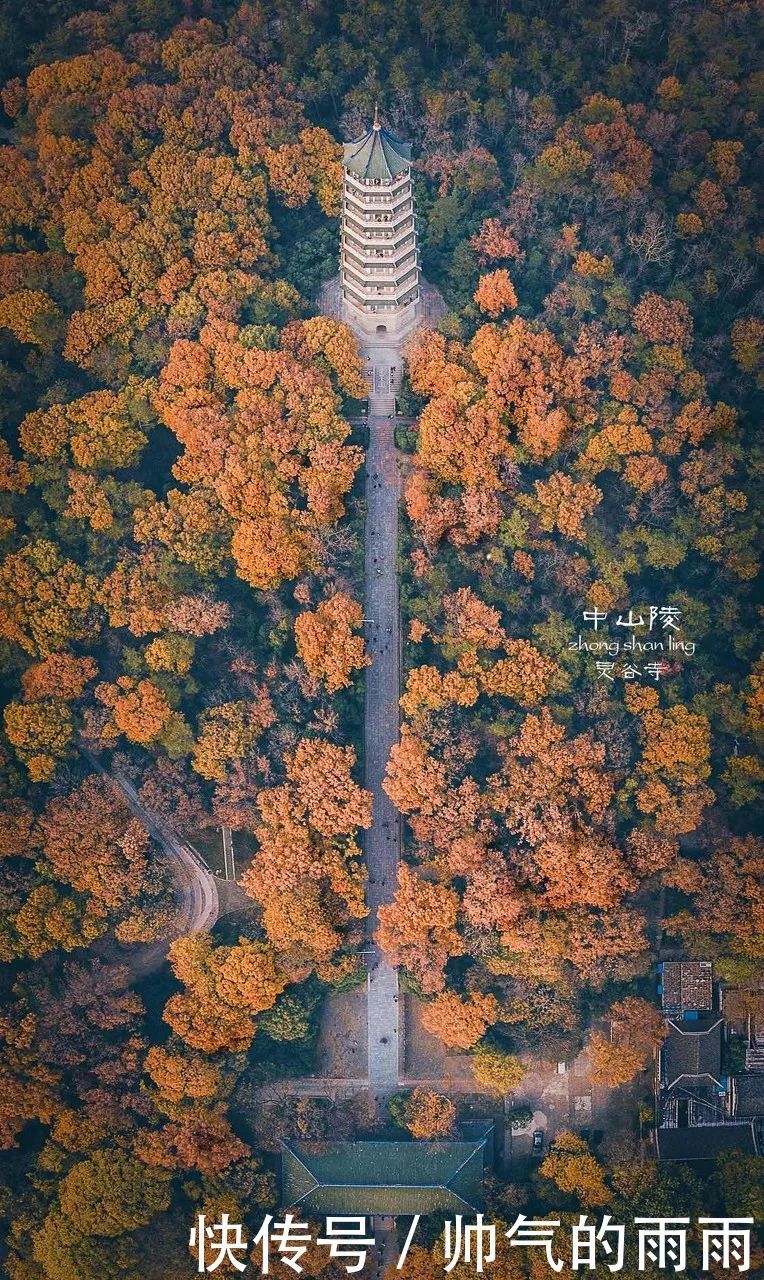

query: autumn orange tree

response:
[588,997,668,1087]
[471,1044,525,1095]
[540,1131,611,1208]
[420,992,500,1050]
[0,0,761,1259]
[0,1009,61,1150]
[376,865,463,994]
[389,1088,457,1139]
[390,144,760,1079]
[144,314,365,594]
[32,777,174,944]
[663,836,764,981]
[294,591,369,692]
[240,739,371,979]
[635,705,713,835]
[473,269,518,317]
[163,933,290,1055]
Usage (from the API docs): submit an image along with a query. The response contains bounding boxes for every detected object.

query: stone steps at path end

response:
[368,395,396,415]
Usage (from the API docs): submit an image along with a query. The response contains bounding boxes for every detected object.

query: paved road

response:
[256,1072,483,1099]
[364,415,402,1110]
[255,1077,364,1100]
[221,825,236,881]
[81,747,219,935]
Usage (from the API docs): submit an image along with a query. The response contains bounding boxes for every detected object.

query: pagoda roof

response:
[343,119,412,182]
[281,1138,486,1217]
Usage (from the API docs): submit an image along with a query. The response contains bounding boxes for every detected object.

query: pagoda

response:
[339,109,420,340]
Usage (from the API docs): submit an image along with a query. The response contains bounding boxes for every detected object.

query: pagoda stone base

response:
[318,275,446,348]
[318,275,446,414]
[341,296,422,345]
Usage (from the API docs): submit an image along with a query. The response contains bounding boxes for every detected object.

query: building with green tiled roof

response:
[339,109,420,340]
[343,117,412,183]
[281,1138,488,1218]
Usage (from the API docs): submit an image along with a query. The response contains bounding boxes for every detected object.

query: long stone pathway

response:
[308,277,445,1129]
[363,410,402,1112]
[313,281,445,1119]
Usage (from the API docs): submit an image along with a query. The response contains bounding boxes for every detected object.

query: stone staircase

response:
[369,392,395,416]
[366,359,399,418]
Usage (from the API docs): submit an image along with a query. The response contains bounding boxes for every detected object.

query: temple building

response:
[340,109,420,341]
[655,961,762,1164]
[281,1135,489,1217]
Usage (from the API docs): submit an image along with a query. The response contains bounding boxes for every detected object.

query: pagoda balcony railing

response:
[342,229,413,252]
[343,205,416,226]
[342,270,399,291]
[343,188,413,215]
[342,267,419,303]
[341,266,397,295]
[343,283,420,314]
[342,206,414,228]
[342,232,415,263]
[341,233,416,261]
[341,249,418,276]
[342,256,398,279]
[342,212,416,240]
[344,296,419,315]
[343,199,413,224]
[343,170,411,196]
[342,271,419,300]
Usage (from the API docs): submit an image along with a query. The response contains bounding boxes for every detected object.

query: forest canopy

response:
[0,0,761,1274]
